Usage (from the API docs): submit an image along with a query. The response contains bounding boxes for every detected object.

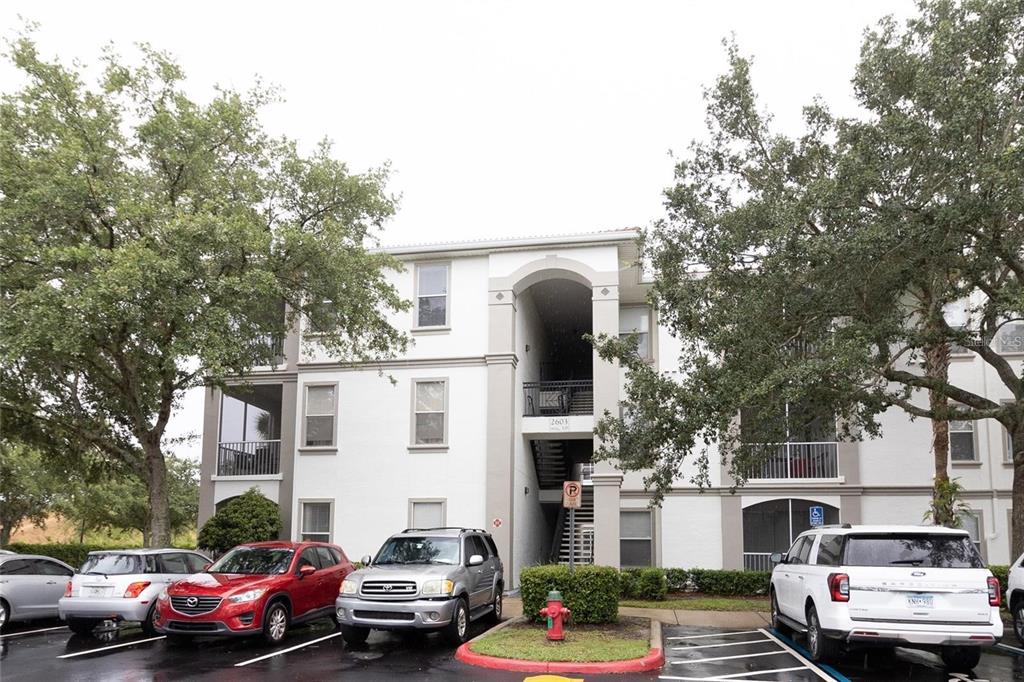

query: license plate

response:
[906,594,934,609]
[84,586,110,598]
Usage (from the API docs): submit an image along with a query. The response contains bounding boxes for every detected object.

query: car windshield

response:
[844,534,984,568]
[81,553,144,575]
[208,547,294,575]
[374,537,460,565]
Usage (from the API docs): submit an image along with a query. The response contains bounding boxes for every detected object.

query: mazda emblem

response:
[186,596,198,607]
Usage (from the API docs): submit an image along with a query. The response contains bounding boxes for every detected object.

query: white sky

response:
[1,0,917,460]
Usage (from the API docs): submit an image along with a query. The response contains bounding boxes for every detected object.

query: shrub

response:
[521,564,620,624]
[990,564,1009,599]
[619,568,641,598]
[665,568,689,592]
[2,543,139,568]
[688,568,771,596]
[634,567,668,600]
[197,488,281,554]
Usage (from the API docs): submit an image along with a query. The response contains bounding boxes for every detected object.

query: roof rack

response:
[400,527,489,534]
[817,524,853,529]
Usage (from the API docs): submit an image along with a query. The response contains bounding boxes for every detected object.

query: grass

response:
[470,618,650,663]
[620,594,769,612]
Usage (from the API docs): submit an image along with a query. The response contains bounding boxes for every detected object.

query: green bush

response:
[521,564,620,624]
[197,488,281,554]
[619,568,641,598]
[990,564,1009,598]
[2,543,141,568]
[665,568,689,592]
[634,567,668,600]
[687,568,771,596]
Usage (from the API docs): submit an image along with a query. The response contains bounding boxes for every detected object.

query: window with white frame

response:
[958,511,982,556]
[619,307,651,360]
[304,385,336,447]
[412,380,447,446]
[409,499,446,529]
[943,300,975,355]
[415,263,449,328]
[620,510,653,567]
[949,414,976,462]
[998,322,1024,354]
[300,501,332,542]
[1006,426,1017,464]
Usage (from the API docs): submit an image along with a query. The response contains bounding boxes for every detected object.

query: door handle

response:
[798,576,804,581]
[46,580,59,585]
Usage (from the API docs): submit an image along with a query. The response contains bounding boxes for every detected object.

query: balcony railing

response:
[745,442,839,480]
[743,552,774,572]
[217,440,281,476]
[523,380,594,417]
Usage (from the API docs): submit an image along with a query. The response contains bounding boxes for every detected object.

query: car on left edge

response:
[153,541,354,644]
[0,553,76,631]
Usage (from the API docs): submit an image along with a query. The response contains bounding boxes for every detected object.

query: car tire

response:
[941,646,981,673]
[262,601,289,645]
[805,605,839,662]
[140,604,158,636]
[1014,601,1024,646]
[66,617,100,636]
[0,598,8,631]
[445,597,470,645]
[769,590,787,634]
[485,587,503,625]
[340,625,370,645]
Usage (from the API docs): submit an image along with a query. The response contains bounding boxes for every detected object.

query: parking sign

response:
[809,505,824,527]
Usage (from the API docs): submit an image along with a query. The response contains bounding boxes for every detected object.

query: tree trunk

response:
[1012,421,1024,561]
[0,524,10,546]
[924,342,954,526]
[143,439,171,548]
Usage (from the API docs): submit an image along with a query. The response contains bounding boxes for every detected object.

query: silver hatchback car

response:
[0,554,76,630]
[59,549,210,635]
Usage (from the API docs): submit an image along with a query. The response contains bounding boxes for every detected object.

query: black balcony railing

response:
[523,380,594,417]
[217,440,281,476]
[745,442,839,479]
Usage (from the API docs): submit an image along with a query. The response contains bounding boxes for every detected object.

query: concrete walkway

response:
[502,596,769,628]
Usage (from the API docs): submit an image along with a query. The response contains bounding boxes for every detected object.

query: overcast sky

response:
[2,0,917,460]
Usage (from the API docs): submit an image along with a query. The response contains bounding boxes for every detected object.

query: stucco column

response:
[592,283,622,567]
[721,494,743,569]
[278,379,297,540]
[198,386,221,528]
[486,288,518,573]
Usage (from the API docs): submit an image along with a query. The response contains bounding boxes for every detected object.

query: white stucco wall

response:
[659,495,724,569]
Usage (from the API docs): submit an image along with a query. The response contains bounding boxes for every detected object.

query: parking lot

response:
[5,618,1024,681]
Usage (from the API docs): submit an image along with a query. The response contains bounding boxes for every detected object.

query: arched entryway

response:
[742,498,839,570]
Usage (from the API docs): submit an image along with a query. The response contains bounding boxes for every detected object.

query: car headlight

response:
[157,589,169,603]
[340,579,358,595]
[420,579,454,596]
[227,588,267,604]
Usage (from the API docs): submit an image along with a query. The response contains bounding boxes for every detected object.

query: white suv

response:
[769,524,1002,673]
[1006,552,1024,643]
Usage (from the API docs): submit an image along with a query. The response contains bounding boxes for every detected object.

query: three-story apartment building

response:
[197,230,1022,586]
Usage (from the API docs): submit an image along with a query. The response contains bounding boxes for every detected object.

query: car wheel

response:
[485,588,503,625]
[769,590,787,634]
[805,605,839,662]
[262,601,289,645]
[0,598,8,631]
[941,646,981,673]
[140,604,158,636]
[445,598,470,645]
[66,617,100,636]
[1014,601,1024,646]
[340,625,370,645]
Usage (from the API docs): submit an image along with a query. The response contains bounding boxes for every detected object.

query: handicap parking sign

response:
[809,505,825,527]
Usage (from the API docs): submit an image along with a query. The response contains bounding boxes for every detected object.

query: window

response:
[316,547,338,567]
[304,385,336,448]
[619,307,652,360]
[742,499,840,570]
[300,501,332,542]
[415,263,449,328]
[620,510,654,567]
[949,416,976,462]
[409,499,446,529]
[959,511,983,556]
[412,380,447,446]
[483,535,499,558]
[1006,426,1017,464]
[219,385,282,443]
[158,554,190,574]
[998,322,1024,354]
[815,534,843,566]
[466,535,489,563]
[185,553,209,573]
[297,548,321,570]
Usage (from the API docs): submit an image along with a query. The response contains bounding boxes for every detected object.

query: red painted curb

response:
[454,642,665,674]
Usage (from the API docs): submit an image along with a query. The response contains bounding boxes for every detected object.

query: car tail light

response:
[123,581,151,598]
[64,581,73,597]
[988,576,1001,607]
[828,573,850,602]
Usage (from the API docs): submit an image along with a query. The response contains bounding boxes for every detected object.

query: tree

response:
[595,0,1024,550]
[0,441,58,545]
[0,34,409,546]
[197,488,280,555]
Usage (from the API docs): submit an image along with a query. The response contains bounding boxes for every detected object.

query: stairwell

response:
[552,486,595,565]
[568,389,593,415]
[531,440,568,488]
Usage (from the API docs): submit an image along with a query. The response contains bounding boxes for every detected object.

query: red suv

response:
[153,541,353,644]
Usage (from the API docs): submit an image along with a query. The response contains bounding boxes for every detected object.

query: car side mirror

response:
[360,555,372,566]
[299,565,317,578]
[468,554,484,567]
[770,553,785,565]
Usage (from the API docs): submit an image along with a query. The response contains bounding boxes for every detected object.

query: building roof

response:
[380,227,641,256]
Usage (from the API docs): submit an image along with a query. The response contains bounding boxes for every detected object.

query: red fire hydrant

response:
[538,589,571,641]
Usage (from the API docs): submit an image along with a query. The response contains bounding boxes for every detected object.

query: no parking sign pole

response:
[563,481,582,572]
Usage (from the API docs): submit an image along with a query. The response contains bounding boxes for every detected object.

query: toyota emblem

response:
[383,584,393,592]
[186,596,198,607]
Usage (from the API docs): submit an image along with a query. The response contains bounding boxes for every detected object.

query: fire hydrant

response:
[538,590,571,641]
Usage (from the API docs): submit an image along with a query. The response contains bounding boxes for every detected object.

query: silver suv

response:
[335,527,503,645]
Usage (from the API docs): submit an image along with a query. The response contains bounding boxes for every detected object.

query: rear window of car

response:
[843,533,984,568]
[81,553,150,575]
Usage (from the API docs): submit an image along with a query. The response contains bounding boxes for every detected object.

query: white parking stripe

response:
[56,635,165,659]
[670,650,791,665]
[997,642,1024,655]
[666,629,763,641]
[671,638,772,651]
[0,625,67,638]
[233,631,342,667]
[759,628,833,681]
[659,666,810,681]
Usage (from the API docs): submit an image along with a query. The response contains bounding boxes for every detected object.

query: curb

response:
[454,616,665,674]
